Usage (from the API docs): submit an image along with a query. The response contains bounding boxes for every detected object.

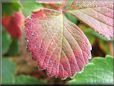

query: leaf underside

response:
[25,8,91,79]
[70,0,114,40]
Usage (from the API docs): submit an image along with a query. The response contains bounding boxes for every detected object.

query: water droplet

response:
[27,40,29,42]
[31,32,35,36]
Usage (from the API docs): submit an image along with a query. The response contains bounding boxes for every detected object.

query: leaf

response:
[2,28,12,55]
[6,38,19,56]
[25,8,91,79]
[2,2,21,16]
[21,1,43,17]
[2,11,24,39]
[1,58,16,84]
[1,58,47,84]
[15,75,46,84]
[70,0,113,40]
[68,55,114,84]
[78,24,95,44]
[64,12,78,24]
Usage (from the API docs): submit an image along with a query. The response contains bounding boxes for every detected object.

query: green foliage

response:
[1,58,16,84]
[1,1,113,85]
[84,29,94,44]
[21,1,43,17]
[15,75,46,84]
[68,55,114,84]
[2,28,12,55]
[2,1,21,16]
[64,12,78,24]
[1,58,47,84]
[6,38,19,56]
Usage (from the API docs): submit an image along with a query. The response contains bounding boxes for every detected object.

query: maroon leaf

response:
[2,11,24,39]
[70,0,113,40]
[25,8,91,79]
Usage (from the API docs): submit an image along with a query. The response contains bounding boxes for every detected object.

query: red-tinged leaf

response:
[25,8,91,79]
[2,11,24,39]
[70,0,114,40]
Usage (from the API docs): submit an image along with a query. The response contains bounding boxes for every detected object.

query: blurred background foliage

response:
[1,0,114,85]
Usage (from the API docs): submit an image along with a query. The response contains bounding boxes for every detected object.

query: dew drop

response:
[27,39,29,42]
[31,32,35,36]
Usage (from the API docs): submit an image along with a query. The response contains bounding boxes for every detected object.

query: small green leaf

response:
[68,55,114,84]
[1,58,16,84]
[2,28,12,55]
[15,75,46,84]
[6,38,19,56]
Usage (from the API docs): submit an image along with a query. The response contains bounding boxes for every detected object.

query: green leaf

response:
[68,55,114,84]
[1,58,16,84]
[2,2,21,16]
[2,28,12,55]
[15,75,46,84]
[64,12,78,24]
[6,38,19,56]
[21,1,43,17]
[1,58,47,84]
